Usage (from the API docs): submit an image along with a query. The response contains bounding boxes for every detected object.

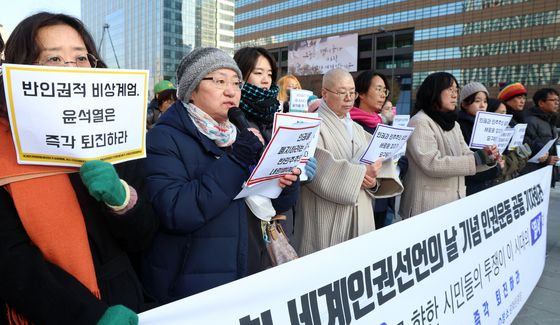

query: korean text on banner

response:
[140,166,551,325]
[359,124,414,164]
[469,111,512,149]
[2,64,148,167]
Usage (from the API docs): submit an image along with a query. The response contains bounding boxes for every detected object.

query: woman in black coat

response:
[0,12,157,324]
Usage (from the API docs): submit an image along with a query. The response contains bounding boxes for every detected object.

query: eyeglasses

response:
[34,53,98,68]
[445,87,461,95]
[374,86,390,97]
[201,76,243,90]
[324,88,357,100]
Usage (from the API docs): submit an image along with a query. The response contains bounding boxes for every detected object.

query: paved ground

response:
[512,185,560,324]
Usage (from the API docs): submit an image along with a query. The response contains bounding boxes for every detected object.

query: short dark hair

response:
[233,47,278,84]
[487,98,503,113]
[413,72,459,116]
[157,89,177,108]
[354,70,389,107]
[533,88,559,107]
[1,12,106,117]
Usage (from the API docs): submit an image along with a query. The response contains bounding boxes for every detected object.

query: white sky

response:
[0,0,81,37]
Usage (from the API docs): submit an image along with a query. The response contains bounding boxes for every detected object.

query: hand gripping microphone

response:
[227,107,251,132]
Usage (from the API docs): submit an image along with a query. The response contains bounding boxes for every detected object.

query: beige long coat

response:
[399,110,491,218]
[294,101,403,256]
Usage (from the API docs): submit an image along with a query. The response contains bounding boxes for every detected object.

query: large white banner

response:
[2,64,148,166]
[140,167,551,325]
[288,34,358,76]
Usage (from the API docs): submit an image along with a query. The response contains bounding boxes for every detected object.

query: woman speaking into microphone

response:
[142,48,298,303]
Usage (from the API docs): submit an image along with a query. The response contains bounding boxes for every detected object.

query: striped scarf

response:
[240,83,280,125]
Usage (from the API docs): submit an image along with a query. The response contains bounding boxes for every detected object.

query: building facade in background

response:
[82,0,235,94]
[235,0,560,113]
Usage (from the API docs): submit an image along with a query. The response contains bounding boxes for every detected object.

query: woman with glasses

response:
[0,12,158,325]
[351,70,395,229]
[399,72,500,218]
[143,47,277,302]
[399,72,499,218]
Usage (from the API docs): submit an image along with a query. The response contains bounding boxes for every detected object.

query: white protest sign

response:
[288,89,314,113]
[469,111,512,149]
[392,115,411,160]
[359,124,414,164]
[140,167,551,325]
[528,138,557,163]
[509,123,527,150]
[2,64,148,167]
[496,127,515,154]
[245,122,320,187]
[393,115,410,128]
[273,112,321,182]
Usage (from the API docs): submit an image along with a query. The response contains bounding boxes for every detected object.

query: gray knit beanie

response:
[460,81,489,104]
[176,47,243,102]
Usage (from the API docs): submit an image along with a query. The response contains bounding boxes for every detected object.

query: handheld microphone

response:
[228,107,251,131]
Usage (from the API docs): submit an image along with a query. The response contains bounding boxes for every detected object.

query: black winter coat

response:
[520,106,559,183]
[0,159,158,325]
[142,101,251,303]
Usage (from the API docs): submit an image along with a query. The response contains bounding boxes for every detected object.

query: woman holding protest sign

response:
[457,82,503,195]
[399,72,499,218]
[0,12,158,325]
[142,47,301,302]
[350,70,396,229]
[486,98,532,183]
[233,47,309,273]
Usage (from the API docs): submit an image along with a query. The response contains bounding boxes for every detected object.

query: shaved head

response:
[322,68,352,89]
[321,68,356,117]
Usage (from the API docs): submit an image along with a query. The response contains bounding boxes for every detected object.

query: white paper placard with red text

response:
[2,64,148,166]
[140,167,550,325]
[273,112,321,181]
[245,121,320,186]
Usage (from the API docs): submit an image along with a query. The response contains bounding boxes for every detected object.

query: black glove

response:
[474,149,494,166]
[230,130,264,166]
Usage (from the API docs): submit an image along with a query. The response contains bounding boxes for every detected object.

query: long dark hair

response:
[1,12,106,117]
[354,70,389,107]
[233,47,278,83]
[412,71,459,116]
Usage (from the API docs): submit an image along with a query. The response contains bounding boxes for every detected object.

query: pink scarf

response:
[349,107,382,129]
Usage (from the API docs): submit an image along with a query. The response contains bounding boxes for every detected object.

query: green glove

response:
[97,305,138,325]
[80,160,126,206]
